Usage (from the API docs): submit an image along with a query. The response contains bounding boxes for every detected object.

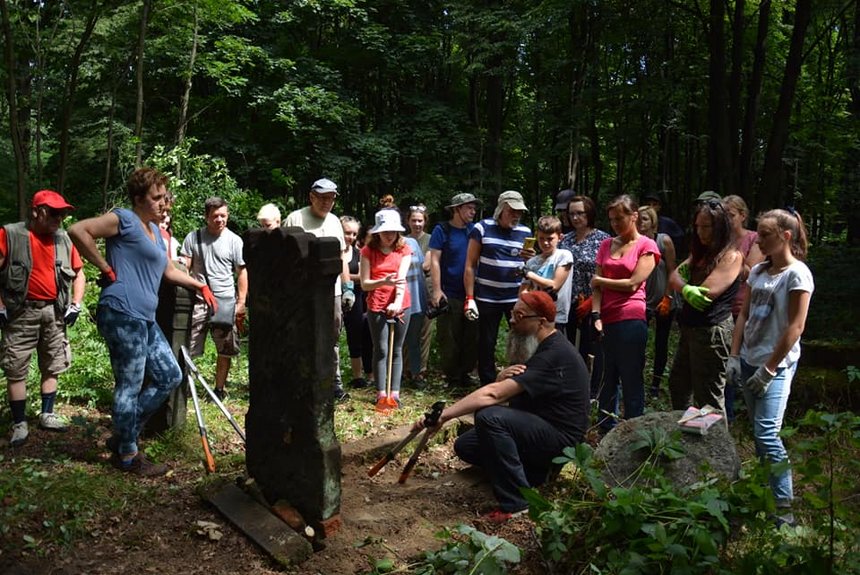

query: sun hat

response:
[31,190,74,210]
[554,189,576,211]
[642,191,662,204]
[369,209,406,234]
[446,192,481,209]
[493,190,529,220]
[311,178,338,194]
[520,290,556,323]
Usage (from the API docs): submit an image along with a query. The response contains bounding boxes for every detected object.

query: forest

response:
[1,0,859,239]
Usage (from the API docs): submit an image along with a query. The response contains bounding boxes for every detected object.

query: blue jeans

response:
[454,406,569,512]
[97,306,182,457]
[741,358,794,505]
[368,311,410,394]
[476,301,513,384]
[598,319,647,431]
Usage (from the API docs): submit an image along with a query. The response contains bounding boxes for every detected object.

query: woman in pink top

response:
[591,195,659,432]
[360,209,412,410]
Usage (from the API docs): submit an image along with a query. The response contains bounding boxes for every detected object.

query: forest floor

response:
[0,395,548,575]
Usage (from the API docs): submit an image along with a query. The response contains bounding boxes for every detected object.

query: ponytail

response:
[757,208,809,261]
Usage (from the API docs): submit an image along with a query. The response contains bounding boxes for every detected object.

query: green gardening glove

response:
[676,262,690,282]
[681,284,712,311]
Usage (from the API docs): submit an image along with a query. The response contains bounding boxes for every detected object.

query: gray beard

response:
[506,331,540,365]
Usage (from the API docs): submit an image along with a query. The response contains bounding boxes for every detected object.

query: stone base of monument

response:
[594,411,740,489]
[203,480,313,566]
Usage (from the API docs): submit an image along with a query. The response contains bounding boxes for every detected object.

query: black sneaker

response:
[110,451,168,477]
[348,377,369,389]
[334,386,350,402]
[207,387,227,403]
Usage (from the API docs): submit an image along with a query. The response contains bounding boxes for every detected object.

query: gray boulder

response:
[594,411,740,489]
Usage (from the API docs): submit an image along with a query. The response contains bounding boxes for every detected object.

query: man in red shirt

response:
[0,190,86,446]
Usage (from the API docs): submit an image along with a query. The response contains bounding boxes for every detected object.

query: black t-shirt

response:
[510,332,590,445]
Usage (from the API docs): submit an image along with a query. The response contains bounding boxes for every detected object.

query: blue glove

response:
[342,281,356,312]
[64,303,81,327]
[745,365,775,397]
[681,284,712,311]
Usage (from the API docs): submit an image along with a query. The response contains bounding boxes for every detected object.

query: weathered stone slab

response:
[243,227,343,537]
[204,482,313,566]
[594,411,740,489]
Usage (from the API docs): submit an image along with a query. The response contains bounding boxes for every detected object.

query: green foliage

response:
[411,524,521,575]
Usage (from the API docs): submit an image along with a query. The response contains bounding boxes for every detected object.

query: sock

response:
[377,391,387,400]
[391,391,400,400]
[41,391,57,414]
[10,400,26,424]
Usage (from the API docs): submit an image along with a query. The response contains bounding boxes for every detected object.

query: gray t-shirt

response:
[284,206,345,296]
[181,227,245,299]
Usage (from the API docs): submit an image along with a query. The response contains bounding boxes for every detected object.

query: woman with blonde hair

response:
[729,209,813,527]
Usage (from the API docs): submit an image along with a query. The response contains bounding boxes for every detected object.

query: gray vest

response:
[1,222,74,313]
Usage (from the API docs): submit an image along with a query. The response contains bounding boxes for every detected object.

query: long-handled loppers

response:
[181,345,246,445]
[367,401,445,483]
[185,351,216,473]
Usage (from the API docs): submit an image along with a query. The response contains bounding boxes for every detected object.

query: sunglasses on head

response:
[410,205,427,212]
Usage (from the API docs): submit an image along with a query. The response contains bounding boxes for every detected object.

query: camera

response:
[425,297,450,319]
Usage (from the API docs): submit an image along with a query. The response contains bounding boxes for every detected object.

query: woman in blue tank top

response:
[70,168,216,477]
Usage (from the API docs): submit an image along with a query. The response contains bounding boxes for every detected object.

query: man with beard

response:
[411,290,590,522]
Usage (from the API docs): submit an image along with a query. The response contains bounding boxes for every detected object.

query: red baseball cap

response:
[32,190,75,211]
[520,290,556,323]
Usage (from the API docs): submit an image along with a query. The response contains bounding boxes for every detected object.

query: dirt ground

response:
[0,412,545,575]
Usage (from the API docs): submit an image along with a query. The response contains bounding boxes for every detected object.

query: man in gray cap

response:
[695,190,722,204]
[464,190,532,385]
[429,192,480,387]
[284,178,352,401]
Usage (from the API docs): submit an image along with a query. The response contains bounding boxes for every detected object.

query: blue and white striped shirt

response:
[471,218,531,304]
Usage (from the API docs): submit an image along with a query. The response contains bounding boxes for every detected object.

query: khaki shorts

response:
[0,303,71,381]
[188,303,240,357]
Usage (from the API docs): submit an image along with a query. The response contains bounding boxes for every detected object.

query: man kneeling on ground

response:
[411,290,590,522]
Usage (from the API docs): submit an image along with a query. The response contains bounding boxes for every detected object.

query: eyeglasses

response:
[568,210,587,218]
[512,311,543,321]
[43,207,66,218]
[409,205,427,212]
[311,192,337,202]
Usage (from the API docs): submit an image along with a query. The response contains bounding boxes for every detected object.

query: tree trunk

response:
[175,5,200,178]
[103,83,118,209]
[738,0,771,200]
[727,0,745,192]
[588,113,602,197]
[842,0,860,244]
[1,0,27,219]
[134,0,152,167]
[758,0,813,212]
[57,1,102,194]
[707,0,732,195]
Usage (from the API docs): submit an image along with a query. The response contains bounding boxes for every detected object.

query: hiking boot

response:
[206,387,227,403]
[10,422,29,447]
[38,412,68,432]
[348,377,369,389]
[110,451,168,477]
[411,374,427,390]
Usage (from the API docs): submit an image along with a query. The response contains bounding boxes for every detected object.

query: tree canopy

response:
[1,0,858,239]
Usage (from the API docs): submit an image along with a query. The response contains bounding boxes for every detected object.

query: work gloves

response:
[342,281,356,312]
[200,285,218,312]
[657,295,672,317]
[576,296,593,321]
[745,365,776,398]
[64,303,81,327]
[0,307,7,329]
[725,355,742,387]
[681,284,712,311]
[96,267,117,288]
[464,297,479,321]
[676,262,690,282]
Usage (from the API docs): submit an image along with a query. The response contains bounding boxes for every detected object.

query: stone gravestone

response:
[243,226,343,538]
[594,411,740,489]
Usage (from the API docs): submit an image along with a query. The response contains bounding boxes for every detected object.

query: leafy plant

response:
[412,524,521,575]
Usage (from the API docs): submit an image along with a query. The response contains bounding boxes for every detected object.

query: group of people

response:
[1,172,813,527]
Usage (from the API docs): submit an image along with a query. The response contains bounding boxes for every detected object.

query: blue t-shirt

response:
[99,208,166,321]
[470,218,531,304]
[404,237,427,315]
[429,221,473,300]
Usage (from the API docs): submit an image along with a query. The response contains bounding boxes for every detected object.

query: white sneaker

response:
[10,421,28,447]
[38,412,68,432]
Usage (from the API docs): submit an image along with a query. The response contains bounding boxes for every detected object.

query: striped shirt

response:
[470,218,531,304]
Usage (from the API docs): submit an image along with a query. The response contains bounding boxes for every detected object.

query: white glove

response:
[464,298,479,321]
[725,355,742,387]
[745,365,775,398]
[64,303,81,327]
